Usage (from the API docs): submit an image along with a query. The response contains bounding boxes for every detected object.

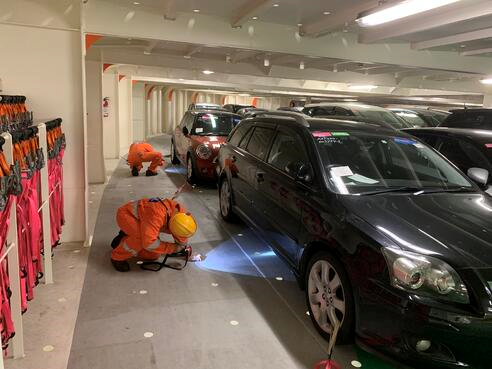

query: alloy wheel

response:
[220,180,231,217]
[307,259,346,334]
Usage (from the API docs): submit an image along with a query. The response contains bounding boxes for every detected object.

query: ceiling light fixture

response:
[193,9,200,13]
[297,23,303,27]
[273,3,279,7]
[143,50,151,55]
[252,16,258,20]
[299,61,305,70]
[480,77,492,85]
[183,55,191,59]
[348,85,378,90]
[133,1,140,5]
[356,0,460,27]
[202,70,214,75]
[323,11,331,15]
[264,58,270,67]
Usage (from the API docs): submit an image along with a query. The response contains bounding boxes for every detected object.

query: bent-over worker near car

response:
[127,141,164,177]
[110,197,197,272]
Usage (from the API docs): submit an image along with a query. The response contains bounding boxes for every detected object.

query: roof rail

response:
[250,111,310,127]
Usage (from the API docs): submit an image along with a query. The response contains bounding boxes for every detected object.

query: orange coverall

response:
[127,142,164,173]
[112,198,188,261]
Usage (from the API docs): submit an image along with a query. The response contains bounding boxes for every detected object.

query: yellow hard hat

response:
[169,212,197,238]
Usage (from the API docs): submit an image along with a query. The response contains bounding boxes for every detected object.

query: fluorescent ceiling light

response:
[480,78,492,85]
[193,9,200,13]
[343,98,358,102]
[323,11,331,15]
[133,1,140,5]
[202,70,214,75]
[252,16,258,20]
[299,61,305,70]
[264,58,270,67]
[356,0,460,27]
[348,85,377,90]
[273,3,279,7]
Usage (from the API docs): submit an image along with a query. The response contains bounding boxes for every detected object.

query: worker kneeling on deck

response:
[127,142,164,177]
[110,197,197,272]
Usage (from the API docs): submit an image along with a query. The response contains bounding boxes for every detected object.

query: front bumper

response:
[194,157,218,179]
[356,281,492,368]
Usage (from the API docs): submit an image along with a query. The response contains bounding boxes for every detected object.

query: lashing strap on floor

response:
[140,246,192,272]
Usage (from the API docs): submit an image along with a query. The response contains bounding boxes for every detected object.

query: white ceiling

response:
[100,0,492,57]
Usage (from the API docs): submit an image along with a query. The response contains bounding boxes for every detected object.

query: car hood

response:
[190,135,227,148]
[340,192,492,268]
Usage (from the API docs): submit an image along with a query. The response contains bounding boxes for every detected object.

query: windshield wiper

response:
[420,186,476,194]
[361,186,476,196]
[361,186,425,196]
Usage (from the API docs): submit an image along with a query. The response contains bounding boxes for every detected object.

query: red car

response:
[171,110,242,183]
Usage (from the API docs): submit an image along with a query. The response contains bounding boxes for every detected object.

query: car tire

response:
[186,155,198,184]
[219,177,236,222]
[305,250,354,344]
[170,140,180,165]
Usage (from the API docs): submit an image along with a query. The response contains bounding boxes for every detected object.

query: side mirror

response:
[286,162,313,184]
[182,127,189,136]
[468,167,489,186]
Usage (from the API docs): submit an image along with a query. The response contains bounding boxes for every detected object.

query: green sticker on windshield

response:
[331,132,350,137]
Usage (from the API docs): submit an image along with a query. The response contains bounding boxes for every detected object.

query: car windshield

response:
[192,114,241,136]
[392,111,428,127]
[312,130,474,195]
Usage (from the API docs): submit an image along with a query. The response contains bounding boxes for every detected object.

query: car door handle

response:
[256,171,265,183]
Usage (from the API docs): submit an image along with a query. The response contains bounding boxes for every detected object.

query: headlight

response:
[382,247,469,304]
[196,144,212,160]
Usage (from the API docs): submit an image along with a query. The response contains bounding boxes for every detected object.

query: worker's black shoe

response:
[111,259,130,272]
[145,170,158,177]
[110,230,127,249]
[131,167,139,176]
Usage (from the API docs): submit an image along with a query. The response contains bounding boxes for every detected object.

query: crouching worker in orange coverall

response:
[110,197,197,272]
[127,142,164,177]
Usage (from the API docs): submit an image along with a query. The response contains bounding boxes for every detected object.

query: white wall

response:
[118,77,132,155]
[102,72,119,159]
[132,83,145,141]
[86,60,105,184]
[0,23,85,242]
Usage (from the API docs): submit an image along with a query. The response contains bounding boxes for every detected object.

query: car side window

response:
[437,137,485,172]
[334,107,351,116]
[267,131,310,176]
[228,124,250,146]
[185,114,194,131]
[245,127,275,159]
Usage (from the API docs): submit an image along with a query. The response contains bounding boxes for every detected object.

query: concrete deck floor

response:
[7,136,397,369]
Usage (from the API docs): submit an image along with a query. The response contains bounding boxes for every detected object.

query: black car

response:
[223,104,256,113]
[303,102,411,129]
[404,127,492,195]
[217,111,492,369]
[389,107,449,127]
[439,108,492,130]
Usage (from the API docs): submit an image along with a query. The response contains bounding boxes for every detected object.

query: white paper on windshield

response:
[195,128,204,133]
[330,166,353,177]
[348,174,379,184]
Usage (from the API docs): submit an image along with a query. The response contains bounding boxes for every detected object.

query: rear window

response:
[393,111,427,127]
[441,111,492,129]
[192,113,241,136]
